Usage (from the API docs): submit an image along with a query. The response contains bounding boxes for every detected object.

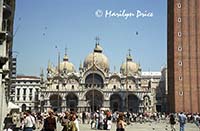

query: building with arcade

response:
[39,42,161,113]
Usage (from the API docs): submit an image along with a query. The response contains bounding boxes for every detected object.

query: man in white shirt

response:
[23,110,36,131]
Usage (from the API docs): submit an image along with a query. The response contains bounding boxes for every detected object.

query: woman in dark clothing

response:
[43,110,57,131]
[169,113,176,131]
[3,113,14,130]
[116,112,127,131]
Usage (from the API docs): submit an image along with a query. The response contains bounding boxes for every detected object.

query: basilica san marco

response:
[40,42,160,113]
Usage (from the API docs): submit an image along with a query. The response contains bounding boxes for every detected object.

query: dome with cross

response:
[120,51,140,75]
[59,50,76,73]
[84,43,109,73]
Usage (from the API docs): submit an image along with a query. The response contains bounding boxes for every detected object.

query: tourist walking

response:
[3,113,14,130]
[67,113,79,131]
[178,112,187,131]
[61,111,70,131]
[169,113,176,131]
[82,111,86,124]
[73,112,80,131]
[43,109,57,131]
[106,111,112,130]
[22,110,36,131]
[116,112,127,131]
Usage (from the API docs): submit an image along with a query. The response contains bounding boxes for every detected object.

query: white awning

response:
[8,102,20,109]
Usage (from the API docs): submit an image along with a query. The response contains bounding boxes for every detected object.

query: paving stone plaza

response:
[35,121,199,131]
[75,123,199,131]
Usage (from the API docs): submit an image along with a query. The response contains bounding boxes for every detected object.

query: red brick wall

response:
[168,0,200,113]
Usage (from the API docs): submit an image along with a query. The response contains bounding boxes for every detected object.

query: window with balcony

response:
[23,96,26,101]
[23,88,26,95]
[29,96,32,101]
[17,88,20,95]
[29,88,32,95]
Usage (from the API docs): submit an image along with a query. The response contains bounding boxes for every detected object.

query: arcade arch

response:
[66,93,78,111]
[85,89,104,111]
[50,94,62,112]
[110,94,122,112]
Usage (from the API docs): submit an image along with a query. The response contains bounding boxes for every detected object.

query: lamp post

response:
[92,50,95,113]
[126,49,131,112]
[126,53,128,112]
[92,37,99,112]
[56,46,60,112]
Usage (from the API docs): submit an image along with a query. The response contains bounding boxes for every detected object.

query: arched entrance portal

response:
[85,89,104,112]
[85,73,104,88]
[50,94,62,112]
[125,94,140,113]
[110,94,122,112]
[66,93,78,111]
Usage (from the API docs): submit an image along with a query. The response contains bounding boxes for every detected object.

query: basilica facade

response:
[40,43,160,113]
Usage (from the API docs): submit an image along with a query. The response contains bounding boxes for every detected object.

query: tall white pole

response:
[0,0,5,130]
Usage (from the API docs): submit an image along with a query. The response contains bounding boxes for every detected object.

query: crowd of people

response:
[3,109,200,131]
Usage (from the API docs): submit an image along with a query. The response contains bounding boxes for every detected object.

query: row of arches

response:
[51,73,139,89]
[47,90,150,112]
[110,94,140,112]
[85,73,138,85]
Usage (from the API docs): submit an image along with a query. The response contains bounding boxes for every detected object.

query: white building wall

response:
[14,76,40,112]
[0,73,9,130]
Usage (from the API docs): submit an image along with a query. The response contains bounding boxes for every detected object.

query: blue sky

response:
[13,0,167,76]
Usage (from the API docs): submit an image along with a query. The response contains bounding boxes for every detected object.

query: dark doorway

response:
[50,94,62,112]
[110,94,122,112]
[85,89,104,112]
[125,94,140,113]
[156,105,162,112]
[66,93,78,111]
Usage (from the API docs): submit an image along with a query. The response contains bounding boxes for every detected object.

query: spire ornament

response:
[95,36,100,45]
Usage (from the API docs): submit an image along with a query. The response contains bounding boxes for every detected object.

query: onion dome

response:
[120,52,139,75]
[59,53,75,73]
[84,43,109,72]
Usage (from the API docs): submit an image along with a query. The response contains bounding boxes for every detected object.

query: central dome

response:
[84,44,109,72]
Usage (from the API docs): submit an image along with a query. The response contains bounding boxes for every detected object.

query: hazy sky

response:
[13,0,167,76]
